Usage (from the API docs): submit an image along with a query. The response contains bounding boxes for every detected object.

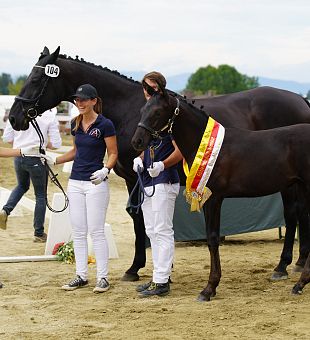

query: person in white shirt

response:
[0,109,62,242]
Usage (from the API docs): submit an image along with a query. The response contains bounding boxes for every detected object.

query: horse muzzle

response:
[131,128,151,152]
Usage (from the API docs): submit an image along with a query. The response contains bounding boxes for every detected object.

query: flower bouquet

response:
[53,241,75,264]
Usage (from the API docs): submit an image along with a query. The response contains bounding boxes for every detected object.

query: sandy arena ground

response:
[0,147,310,339]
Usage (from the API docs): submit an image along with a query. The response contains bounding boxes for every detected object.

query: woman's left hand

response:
[147,161,164,177]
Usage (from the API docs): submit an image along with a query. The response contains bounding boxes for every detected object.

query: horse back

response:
[208,124,310,197]
[194,86,310,130]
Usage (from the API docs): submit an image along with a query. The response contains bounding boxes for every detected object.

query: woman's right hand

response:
[133,157,144,173]
[41,154,56,166]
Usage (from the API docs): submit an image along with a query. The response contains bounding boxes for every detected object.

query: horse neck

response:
[172,100,209,166]
[59,58,138,99]
[58,58,144,127]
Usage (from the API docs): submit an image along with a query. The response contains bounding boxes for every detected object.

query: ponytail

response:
[94,97,102,114]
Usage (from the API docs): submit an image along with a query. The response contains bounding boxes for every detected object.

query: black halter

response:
[137,97,180,139]
[14,65,68,213]
[15,65,50,120]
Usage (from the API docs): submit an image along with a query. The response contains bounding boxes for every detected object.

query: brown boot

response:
[0,210,8,230]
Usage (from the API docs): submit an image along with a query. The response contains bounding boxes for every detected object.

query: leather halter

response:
[13,64,69,213]
[138,97,180,139]
[14,65,50,120]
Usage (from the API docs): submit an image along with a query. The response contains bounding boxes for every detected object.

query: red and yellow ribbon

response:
[183,117,225,211]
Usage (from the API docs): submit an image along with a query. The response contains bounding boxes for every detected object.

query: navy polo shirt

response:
[142,134,180,187]
[70,114,116,181]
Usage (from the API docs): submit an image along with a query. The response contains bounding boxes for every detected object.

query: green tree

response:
[0,73,13,94]
[8,75,27,95]
[186,64,259,95]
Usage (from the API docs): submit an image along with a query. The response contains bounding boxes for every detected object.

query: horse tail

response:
[302,96,310,110]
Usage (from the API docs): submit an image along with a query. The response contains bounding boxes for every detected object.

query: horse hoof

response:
[197,293,211,302]
[292,265,304,273]
[270,271,288,281]
[291,284,303,295]
[121,272,140,282]
[0,281,3,288]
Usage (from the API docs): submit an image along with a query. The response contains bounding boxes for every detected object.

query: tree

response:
[185,64,259,95]
[306,89,310,99]
[8,75,27,95]
[0,73,13,95]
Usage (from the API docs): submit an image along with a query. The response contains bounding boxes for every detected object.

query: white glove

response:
[147,161,164,178]
[90,167,110,185]
[20,145,40,157]
[133,157,144,173]
[41,154,56,166]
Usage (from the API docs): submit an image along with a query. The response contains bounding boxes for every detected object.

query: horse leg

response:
[271,188,298,280]
[121,181,147,281]
[197,197,223,302]
[292,252,310,294]
[292,190,310,294]
[293,194,310,271]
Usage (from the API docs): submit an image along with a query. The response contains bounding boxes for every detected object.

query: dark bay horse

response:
[131,93,310,300]
[292,254,310,294]
[8,46,310,281]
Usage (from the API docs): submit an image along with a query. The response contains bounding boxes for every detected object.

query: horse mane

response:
[58,53,141,86]
[58,53,206,118]
[170,92,209,120]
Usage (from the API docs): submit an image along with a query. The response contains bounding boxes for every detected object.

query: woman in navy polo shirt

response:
[47,84,118,293]
[133,72,183,297]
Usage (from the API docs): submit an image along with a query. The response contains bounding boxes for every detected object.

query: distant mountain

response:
[258,77,310,96]
[122,71,310,95]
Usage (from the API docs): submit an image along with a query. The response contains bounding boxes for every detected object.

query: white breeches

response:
[67,179,110,281]
[142,183,180,284]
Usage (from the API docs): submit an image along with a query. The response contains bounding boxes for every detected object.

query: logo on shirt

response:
[89,128,101,138]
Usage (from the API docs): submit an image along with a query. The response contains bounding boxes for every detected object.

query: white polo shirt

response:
[2,109,62,150]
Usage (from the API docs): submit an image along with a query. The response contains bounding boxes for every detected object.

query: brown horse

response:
[131,92,310,301]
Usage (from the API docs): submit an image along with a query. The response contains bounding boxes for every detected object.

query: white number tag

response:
[45,64,60,78]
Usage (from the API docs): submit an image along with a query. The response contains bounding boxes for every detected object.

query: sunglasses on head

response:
[142,80,159,97]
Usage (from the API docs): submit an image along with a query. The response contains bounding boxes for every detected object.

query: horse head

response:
[131,91,177,152]
[9,46,63,130]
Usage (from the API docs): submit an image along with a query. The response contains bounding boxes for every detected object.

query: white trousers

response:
[142,183,180,284]
[67,179,110,281]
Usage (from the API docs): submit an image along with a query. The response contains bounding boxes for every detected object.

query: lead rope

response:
[30,119,69,213]
[127,146,157,214]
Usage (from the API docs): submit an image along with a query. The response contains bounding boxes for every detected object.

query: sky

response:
[0,0,310,83]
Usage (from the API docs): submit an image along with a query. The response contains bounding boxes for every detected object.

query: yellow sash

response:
[183,117,224,211]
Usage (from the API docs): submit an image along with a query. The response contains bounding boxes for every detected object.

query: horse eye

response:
[30,76,41,83]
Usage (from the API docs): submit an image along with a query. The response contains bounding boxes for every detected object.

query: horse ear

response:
[39,46,50,60]
[50,46,60,62]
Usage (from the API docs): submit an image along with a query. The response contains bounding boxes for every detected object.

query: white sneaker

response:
[0,210,8,230]
[93,278,110,293]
